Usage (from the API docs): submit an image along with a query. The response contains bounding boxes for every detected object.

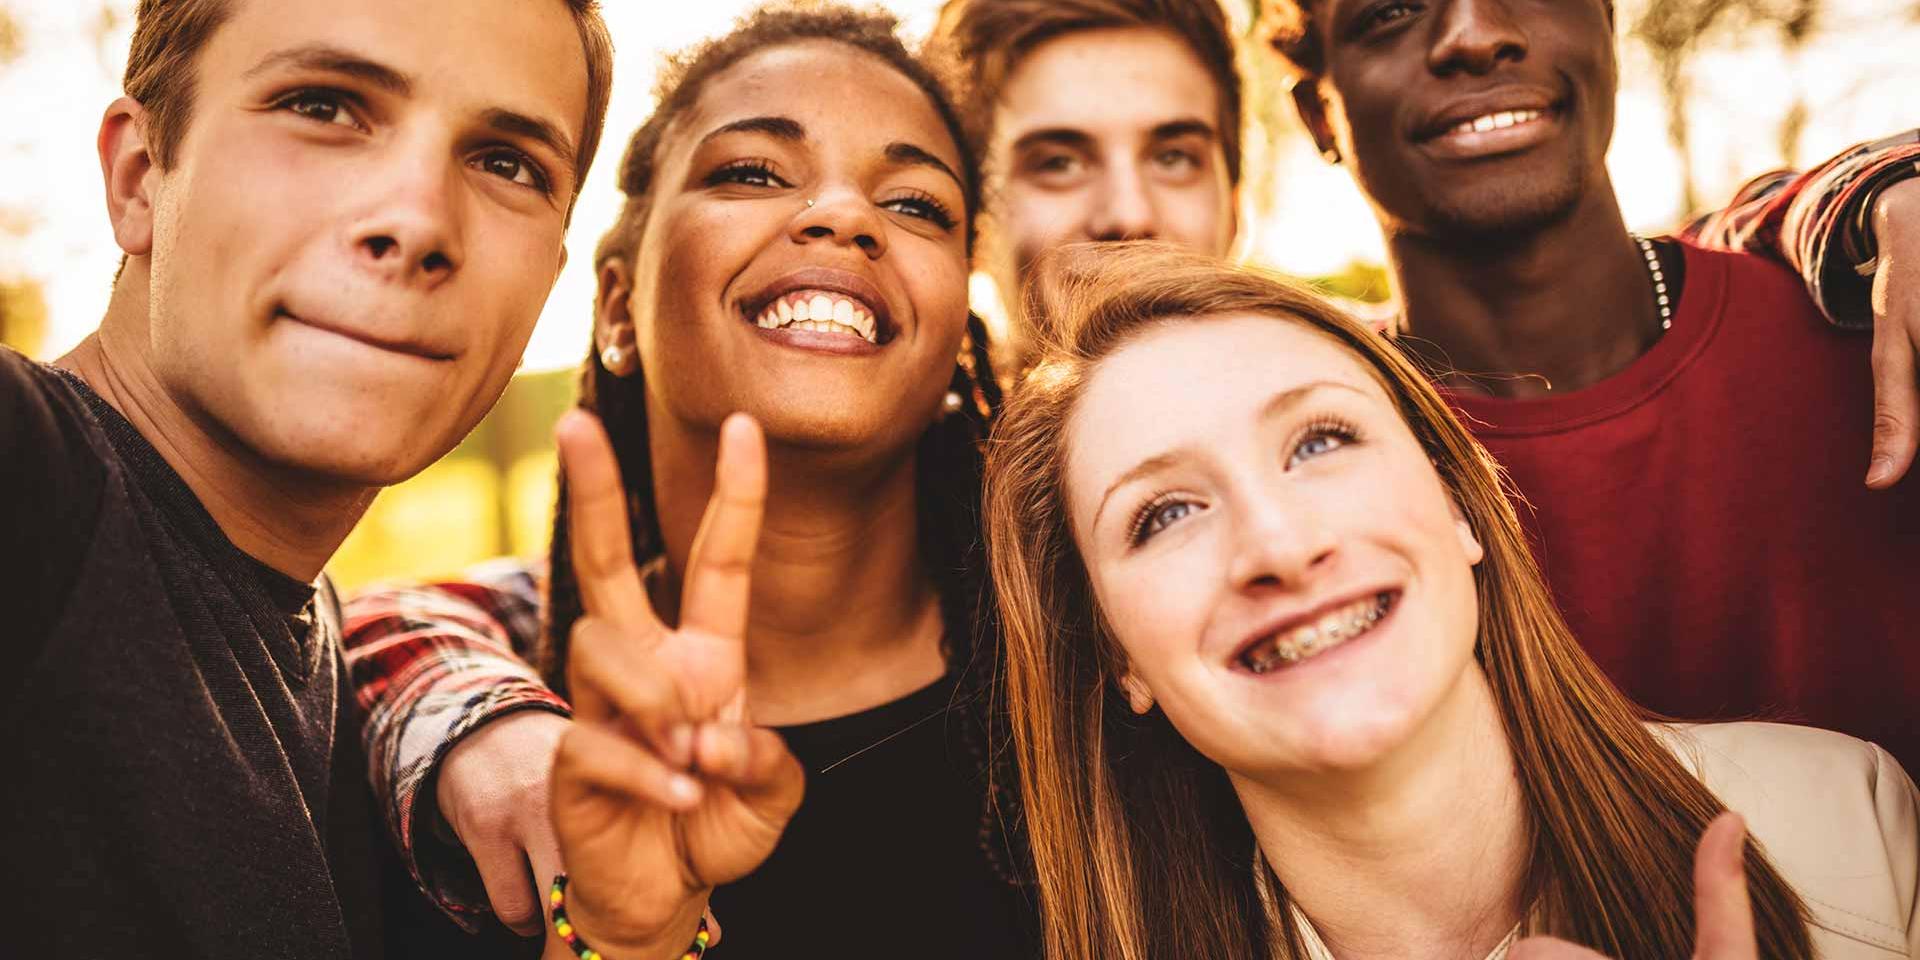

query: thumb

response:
[1866,269,1919,488]
[1691,812,1759,960]
[468,838,543,937]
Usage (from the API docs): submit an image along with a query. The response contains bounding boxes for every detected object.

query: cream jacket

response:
[1284,722,1919,959]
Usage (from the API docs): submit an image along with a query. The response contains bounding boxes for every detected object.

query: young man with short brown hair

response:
[0,0,612,955]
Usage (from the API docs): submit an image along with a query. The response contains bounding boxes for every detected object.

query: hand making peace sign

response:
[546,409,805,957]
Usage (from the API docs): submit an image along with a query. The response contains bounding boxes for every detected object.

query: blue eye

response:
[1130,498,1200,546]
[1287,421,1358,469]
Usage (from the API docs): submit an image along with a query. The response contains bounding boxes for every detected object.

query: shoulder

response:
[1675,240,1810,305]
[1656,721,1919,956]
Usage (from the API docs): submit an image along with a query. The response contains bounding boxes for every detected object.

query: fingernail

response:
[1868,457,1894,486]
[668,774,700,805]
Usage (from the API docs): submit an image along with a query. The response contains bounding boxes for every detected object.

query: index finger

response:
[556,409,660,634]
[679,413,767,642]
[1691,812,1758,960]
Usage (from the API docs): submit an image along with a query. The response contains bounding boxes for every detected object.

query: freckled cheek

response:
[1005,187,1090,254]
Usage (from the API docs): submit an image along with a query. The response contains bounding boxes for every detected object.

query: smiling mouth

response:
[1445,107,1550,137]
[276,307,452,361]
[748,289,882,345]
[1239,591,1398,675]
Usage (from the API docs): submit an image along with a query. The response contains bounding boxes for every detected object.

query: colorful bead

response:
[548,874,709,959]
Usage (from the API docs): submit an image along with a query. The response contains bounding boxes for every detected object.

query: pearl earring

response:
[941,390,965,417]
[601,344,627,370]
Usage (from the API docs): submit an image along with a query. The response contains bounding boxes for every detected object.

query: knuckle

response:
[1873,409,1910,441]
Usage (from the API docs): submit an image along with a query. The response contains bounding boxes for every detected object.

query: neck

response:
[56,278,373,581]
[1234,668,1530,960]
[1388,185,1662,398]
[647,411,946,727]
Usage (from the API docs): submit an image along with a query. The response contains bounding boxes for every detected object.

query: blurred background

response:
[2,0,1915,591]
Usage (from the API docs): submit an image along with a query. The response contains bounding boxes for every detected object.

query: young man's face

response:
[989,26,1237,278]
[131,0,587,485]
[1294,0,1618,240]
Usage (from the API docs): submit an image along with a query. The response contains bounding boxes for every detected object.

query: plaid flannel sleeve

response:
[342,557,570,929]
[1682,129,1920,330]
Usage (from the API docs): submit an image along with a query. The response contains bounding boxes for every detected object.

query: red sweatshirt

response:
[1451,242,1919,772]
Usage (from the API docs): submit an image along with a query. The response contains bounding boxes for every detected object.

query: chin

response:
[244,403,459,488]
[1422,174,1586,244]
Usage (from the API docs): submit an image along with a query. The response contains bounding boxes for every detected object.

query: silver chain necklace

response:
[1633,234,1674,333]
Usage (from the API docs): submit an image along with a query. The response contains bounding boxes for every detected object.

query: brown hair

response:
[983,242,1813,960]
[122,0,615,208]
[931,0,1246,186]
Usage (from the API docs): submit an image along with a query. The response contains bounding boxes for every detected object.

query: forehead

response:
[996,26,1220,143]
[1065,315,1388,499]
[201,0,588,139]
[679,41,962,167]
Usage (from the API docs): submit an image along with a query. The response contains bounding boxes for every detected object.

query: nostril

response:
[422,251,452,274]
[854,234,879,253]
[366,236,397,259]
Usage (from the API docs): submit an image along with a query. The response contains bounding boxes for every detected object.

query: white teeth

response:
[1243,593,1393,675]
[750,291,881,344]
[1455,109,1543,136]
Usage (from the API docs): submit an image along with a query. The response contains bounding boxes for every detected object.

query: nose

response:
[1428,0,1528,77]
[1085,164,1158,242]
[351,143,465,289]
[1226,493,1338,594]
[789,184,887,259]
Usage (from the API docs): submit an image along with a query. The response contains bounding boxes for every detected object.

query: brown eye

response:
[278,90,355,127]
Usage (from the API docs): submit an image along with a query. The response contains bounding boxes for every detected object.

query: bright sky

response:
[2,0,1914,370]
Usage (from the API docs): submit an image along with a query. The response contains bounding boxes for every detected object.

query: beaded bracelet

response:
[550,874,711,960]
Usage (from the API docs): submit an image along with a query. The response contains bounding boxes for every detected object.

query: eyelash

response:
[1124,417,1363,547]
[1354,1,1419,36]
[707,160,956,229]
[882,188,957,229]
[272,87,362,128]
[272,87,553,195]
[706,158,787,189]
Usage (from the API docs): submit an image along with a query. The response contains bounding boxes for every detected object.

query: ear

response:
[99,97,158,257]
[595,256,638,377]
[1448,499,1485,567]
[1117,669,1155,716]
[1289,80,1340,164]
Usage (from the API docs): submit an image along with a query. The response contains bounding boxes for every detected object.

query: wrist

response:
[553,874,709,960]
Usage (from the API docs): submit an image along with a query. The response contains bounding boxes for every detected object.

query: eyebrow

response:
[1010,117,1218,157]
[698,115,807,149]
[699,116,963,190]
[1090,379,1372,532]
[884,142,963,189]
[1150,118,1218,143]
[244,44,412,95]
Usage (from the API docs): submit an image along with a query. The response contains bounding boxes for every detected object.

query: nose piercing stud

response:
[806,199,816,209]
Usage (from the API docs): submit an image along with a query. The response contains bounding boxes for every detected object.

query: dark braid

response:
[537,2,1026,886]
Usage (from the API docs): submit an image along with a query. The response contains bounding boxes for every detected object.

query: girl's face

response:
[623,41,972,456]
[1061,315,1486,781]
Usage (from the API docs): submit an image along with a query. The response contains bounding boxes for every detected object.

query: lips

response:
[1230,589,1400,675]
[1414,87,1564,144]
[276,306,453,361]
[739,267,897,346]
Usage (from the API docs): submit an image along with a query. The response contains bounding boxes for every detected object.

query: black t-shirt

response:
[709,671,1039,956]
[0,347,385,957]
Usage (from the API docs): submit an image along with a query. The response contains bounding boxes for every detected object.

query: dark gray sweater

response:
[0,347,384,958]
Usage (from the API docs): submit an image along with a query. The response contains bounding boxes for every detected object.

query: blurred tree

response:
[1630,0,1822,216]
[0,6,23,69]
[1,278,49,356]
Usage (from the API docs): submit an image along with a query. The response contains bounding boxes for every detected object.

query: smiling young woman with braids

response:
[339,6,1034,956]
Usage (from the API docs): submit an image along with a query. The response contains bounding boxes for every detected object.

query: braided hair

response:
[539,2,1025,884]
